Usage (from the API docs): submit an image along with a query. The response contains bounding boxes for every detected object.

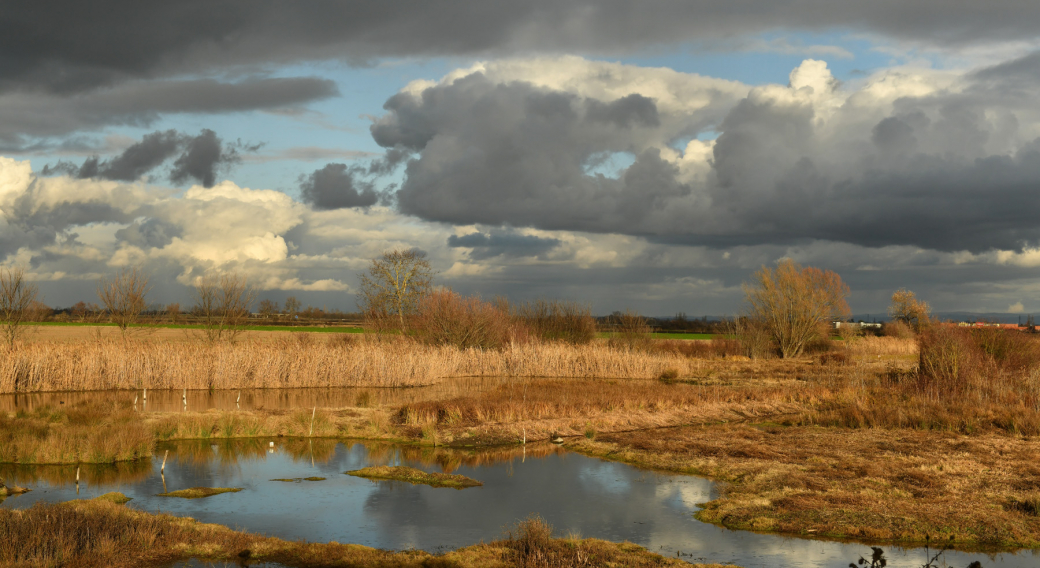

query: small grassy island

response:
[346,466,482,489]
[157,487,242,499]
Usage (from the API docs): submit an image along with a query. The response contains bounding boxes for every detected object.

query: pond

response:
[1,440,1034,568]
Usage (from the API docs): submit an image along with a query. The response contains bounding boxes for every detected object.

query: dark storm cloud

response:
[168,129,243,188]
[0,77,337,147]
[373,62,1040,254]
[41,129,255,187]
[298,163,379,210]
[447,229,561,260]
[4,1,1040,94]
[373,72,696,231]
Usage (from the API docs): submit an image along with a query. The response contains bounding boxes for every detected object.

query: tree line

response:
[1,251,939,354]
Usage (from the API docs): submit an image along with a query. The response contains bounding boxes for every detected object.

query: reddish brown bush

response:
[513,299,596,345]
[412,290,523,350]
[917,325,1040,403]
[651,339,741,359]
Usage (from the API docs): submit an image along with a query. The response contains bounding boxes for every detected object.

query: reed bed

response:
[0,338,712,393]
[845,336,917,357]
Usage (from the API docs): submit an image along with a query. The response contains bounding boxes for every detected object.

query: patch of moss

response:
[270,477,326,483]
[157,487,242,499]
[346,466,481,489]
[94,492,132,504]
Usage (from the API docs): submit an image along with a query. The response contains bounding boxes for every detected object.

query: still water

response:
[0,379,523,413]
[1,440,1035,568]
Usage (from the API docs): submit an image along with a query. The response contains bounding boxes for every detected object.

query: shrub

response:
[412,290,518,350]
[513,300,596,345]
[730,316,775,359]
[606,310,652,351]
[651,339,740,359]
[882,320,913,339]
[916,325,1040,401]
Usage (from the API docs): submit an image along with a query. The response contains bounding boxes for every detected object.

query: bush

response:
[882,320,913,339]
[917,325,1040,401]
[730,316,775,359]
[513,300,596,345]
[606,310,652,351]
[652,338,741,359]
[412,290,520,350]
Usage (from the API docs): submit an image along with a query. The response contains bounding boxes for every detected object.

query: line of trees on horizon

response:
[2,252,1024,354]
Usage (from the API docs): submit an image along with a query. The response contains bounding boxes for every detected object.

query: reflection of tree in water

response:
[351,441,564,473]
[0,459,152,487]
[283,438,338,464]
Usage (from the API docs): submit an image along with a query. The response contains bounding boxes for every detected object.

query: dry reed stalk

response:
[0,339,711,393]
[846,336,917,357]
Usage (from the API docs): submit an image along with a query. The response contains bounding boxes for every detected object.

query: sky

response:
[5,1,1040,316]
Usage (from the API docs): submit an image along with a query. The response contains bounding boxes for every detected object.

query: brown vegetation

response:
[0,500,716,568]
[157,487,242,498]
[191,272,257,343]
[0,266,40,347]
[743,259,850,358]
[96,267,150,340]
[0,336,726,393]
[412,290,518,349]
[0,401,151,464]
[573,425,1040,548]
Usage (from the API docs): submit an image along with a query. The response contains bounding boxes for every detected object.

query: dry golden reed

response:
[0,338,713,393]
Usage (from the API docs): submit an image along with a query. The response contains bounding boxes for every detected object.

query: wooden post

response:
[160,450,168,473]
[309,407,316,437]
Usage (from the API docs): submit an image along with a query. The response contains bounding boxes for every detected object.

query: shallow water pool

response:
[1,440,1033,568]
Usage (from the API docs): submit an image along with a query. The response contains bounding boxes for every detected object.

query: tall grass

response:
[0,402,151,464]
[0,337,716,393]
[803,328,1040,434]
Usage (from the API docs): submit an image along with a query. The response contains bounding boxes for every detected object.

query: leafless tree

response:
[888,288,931,332]
[165,303,181,324]
[0,266,40,347]
[743,259,850,358]
[258,299,278,320]
[192,273,257,343]
[97,267,151,339]
[358,249,434,332]
[284,296,301,320]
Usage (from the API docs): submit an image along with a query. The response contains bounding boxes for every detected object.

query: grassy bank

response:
[0,499,731,568]
[568,425,1040,549]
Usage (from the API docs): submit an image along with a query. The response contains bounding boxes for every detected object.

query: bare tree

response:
[888,288,931,332]
[191,273,257,343]
[284,296,301,321]
[97,267,151,339]
[358,249,434,332]
[743,259,850,358]
[258,299,278,320]
[0,266,40,347]
[165,303,181,324]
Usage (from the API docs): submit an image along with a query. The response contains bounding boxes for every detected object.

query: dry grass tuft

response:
[0,401,152,464]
